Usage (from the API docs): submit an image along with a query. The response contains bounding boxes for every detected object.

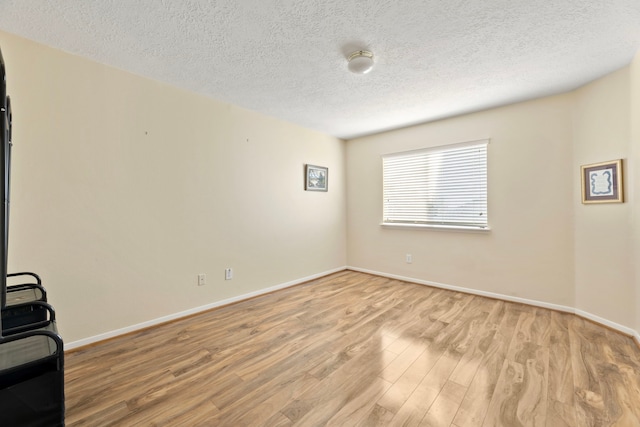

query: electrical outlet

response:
[197,273,206,286]
[225,268,233,280]
[406,254,412,264]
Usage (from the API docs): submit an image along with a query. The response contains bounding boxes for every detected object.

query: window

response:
[382,139,488,230]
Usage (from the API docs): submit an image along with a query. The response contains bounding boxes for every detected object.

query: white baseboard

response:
[347,266,640,342]
[65,266,348,351]
[574,308,640,340]
[67,265,640,350]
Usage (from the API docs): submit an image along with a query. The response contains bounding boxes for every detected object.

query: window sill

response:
[380,223,491,233]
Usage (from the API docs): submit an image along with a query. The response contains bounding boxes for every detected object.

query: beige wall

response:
[0,31,347,343]
[572,67,635,328]
[2,30,638,344]
[631,52,640,334]
[347,65,640,334]
[347,95,576,307]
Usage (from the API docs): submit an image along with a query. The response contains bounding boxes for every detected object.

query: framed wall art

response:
[305,164,328,192]
[580,159,623,204]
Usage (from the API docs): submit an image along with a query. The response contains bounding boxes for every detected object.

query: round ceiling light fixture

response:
[347,50,374,74]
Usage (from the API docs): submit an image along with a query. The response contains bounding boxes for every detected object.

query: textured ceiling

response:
[0,1,639,139]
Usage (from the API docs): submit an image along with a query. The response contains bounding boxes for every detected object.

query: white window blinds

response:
[382,140,488,229]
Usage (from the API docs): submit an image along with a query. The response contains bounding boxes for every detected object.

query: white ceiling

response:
[0,1,639,139]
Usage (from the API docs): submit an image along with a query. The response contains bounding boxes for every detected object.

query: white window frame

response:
[382,139,489,231]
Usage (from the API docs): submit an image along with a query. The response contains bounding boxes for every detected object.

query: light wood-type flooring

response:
[65,271,640,426]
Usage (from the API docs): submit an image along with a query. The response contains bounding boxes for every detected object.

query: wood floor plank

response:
[377,345,444,413]
[546,311,577,427]
[483,319,550,427]
[212,371,320,426]
[451,301,522,427]
[63,271,640,426]
[356,403,395,427]
[325,376,392,426]
[379,340,428,383]
[482,358,526,427]
[387,351,461,426]
[280,340,388,425]
[568,317,608,426]
[218,341,332,410]
[577,319,640,426]
[418,380,467,427]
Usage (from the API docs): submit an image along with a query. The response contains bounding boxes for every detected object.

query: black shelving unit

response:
[0,45,65,426]
[4,272,49,332]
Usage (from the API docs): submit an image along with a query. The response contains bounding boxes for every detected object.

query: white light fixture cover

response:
[348,50,374,74]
